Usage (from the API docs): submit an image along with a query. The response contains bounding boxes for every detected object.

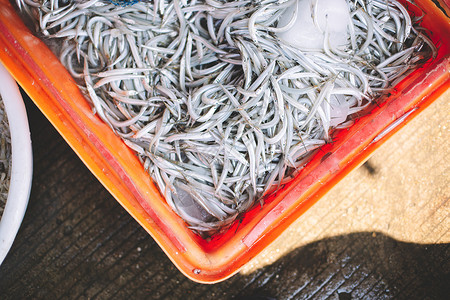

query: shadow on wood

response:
[0,90,448,300]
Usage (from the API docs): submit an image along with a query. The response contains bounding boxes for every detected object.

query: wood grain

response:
[0,89,447,299]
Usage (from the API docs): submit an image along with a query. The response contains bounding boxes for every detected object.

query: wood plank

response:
[0,90,448,299]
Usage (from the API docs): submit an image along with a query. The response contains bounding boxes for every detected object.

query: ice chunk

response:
[174,186,212,222]
[277,0,351,50]
[329,94,350,127]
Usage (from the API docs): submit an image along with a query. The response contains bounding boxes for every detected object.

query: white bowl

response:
[0,62,33,265]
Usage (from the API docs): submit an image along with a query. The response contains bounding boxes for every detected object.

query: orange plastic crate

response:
[0,0,448,283]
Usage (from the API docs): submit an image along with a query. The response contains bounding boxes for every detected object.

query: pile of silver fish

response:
[16,0,435,235]
[0,97,11,219]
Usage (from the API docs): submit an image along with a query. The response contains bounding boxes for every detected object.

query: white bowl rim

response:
[0,62,33,266]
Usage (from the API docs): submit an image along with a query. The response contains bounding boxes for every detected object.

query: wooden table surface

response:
[0,88,448,299]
